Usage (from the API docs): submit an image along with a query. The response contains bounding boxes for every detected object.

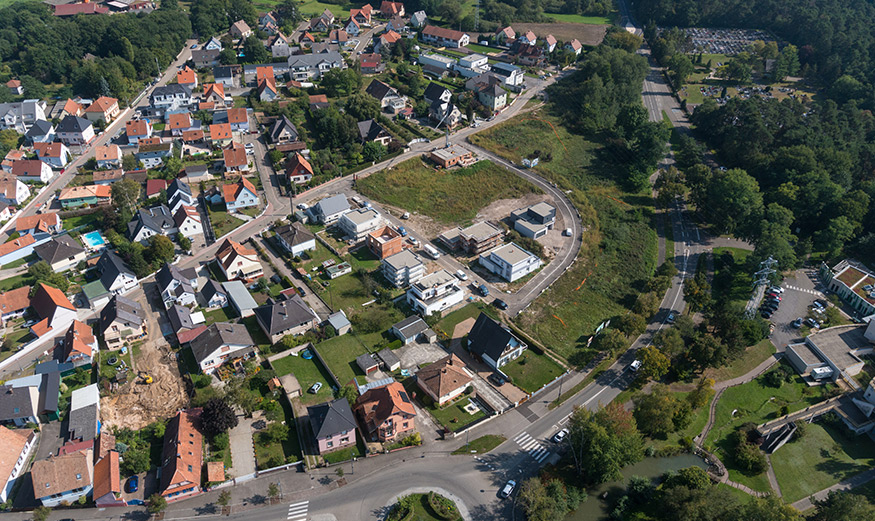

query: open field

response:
[208,205,246,238]
[510,22,607,46]
[704,362,836,492]
[471,115,657,359]
[356,158,540,226]
[771,422,875,503]
[547,13,613,25]
[501,350,564,393]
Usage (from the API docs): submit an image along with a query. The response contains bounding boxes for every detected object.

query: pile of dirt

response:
[100,342,187,431]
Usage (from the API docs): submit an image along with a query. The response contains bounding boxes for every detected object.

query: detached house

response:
[200,279,228,309]
[30,282,77,338]
[416,354,472,406]
[128,205,177,243]
[365,80,405,113]
[375,30,402,53]
[312,193,350,225]
[99,295,145,348]
[355,381,416,442]
[215,107,249,132]
[421,25,469,48]
[33,142,71,169]
[308,399,357,454]
[85,96,120,124]
[230,19,252,39]
[0,425,36,504]
[565,38,582,55]
[34,235,86,273]
[209,123,233,147]
[95,250,139,296]
[213,67,235,89]
[31,450,93,507]
[126,119,153,145]
[168,113,198,137]
[269,33,293,58]
[176,67,198,90]
[16,213,61,237]
[12,159,53,183]
[519,30,536,45]
[223,178,258,211]
[275,222,316,257]
[466,312,527,369]
[156,263,199,309]
[345,18,361,36]
[159,410,203,500]
[6,79,23,96]
[350,3,372,25]
[268,115,299,144]
[203,83,226,105]
[223,143,250,174]
[406,269,466,316]
[496,26,515,44]
[62,320,97,368]
[95,144,122,169]
[257,77,278,102]
[174,206,203,238]
[254,295,318,344]
[380,1,404,16]
[0,177,30,206]
[190,323,255,374]
[544,34,557,52]
[150,84,192,112]
[0,234,36,267]
[410,10,427,27]
[285,153,313,184]
[24,120,55,145]
[167,179,195,211]
[466,74,507,112]
[357,119,391,146]
[56,116,95,146]
[216,238,263,281]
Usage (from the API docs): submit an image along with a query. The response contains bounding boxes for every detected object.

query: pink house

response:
[355,381,416,442]
[307,398,357,454]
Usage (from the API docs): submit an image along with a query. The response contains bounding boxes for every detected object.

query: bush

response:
[427,492,460,521]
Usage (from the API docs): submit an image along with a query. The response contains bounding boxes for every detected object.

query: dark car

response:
[763,302,779,312]
[488,373,505,386]
[126,475,139,493]
[494,299,508,310]
[297,286,306,297]
[761,310,773,319]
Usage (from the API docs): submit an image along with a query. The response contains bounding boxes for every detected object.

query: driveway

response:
[396,341,448,370]
[447,318,519,410]
[227,413,258,478]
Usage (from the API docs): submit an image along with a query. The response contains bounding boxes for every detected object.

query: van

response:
[424,244,440,259]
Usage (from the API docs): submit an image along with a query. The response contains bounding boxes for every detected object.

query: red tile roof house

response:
[63,320,98,367]
[230,19,252,39]
[30,449,93,507]
[159,409,203,501]
[93,450,126,507]
[6,79,23,96]
[12,159,53,183]
[223,143,250,175]
[85,96,120,124]
[360,53,384,74]
[223,177,258,211]
[354,381,416,442]
[285,153,313,184]
[0,234,37,267]
[177,66,198,90]
[203,83,226,104]
[0,425,36,504]
[125,119,153,145]
[146,178,169,199]
[95,144,122,169]
[29,282,77,338]
[209,123,233,147]
[168,112,196,137]
[223,107,249,132]
[16,213,61,236]
[415,354,473,406]
[0,176,31,206]
[0,285,32,324]
[33,142,72,169]
[380,1,404,17]
[421,25,470,48]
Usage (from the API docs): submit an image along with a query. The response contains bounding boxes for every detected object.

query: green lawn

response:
[347,247,381,271]
[426,398,486,433]
[5,327,34,350]
[0,273,33,292]
[208,204,246,238]
[62,212,102,231]
[465,43,497,55]
[772,422,875,503]
[705,362,836,492]
[500,351,564,394]
[239,205,262,218]
[314,334,369,387]
[471,115,658,359]
[320,271,373,313]
[356,158,540,226]
[254,426,299,469]
[433,302,498,341]
[547,13,613,24]
[202,306,237,325]
[705,339,775,383]
[394,493,461,521]
[452,434,506,454]
[298,241,337,268]
[1,253,35,270]
[271,352,336,405]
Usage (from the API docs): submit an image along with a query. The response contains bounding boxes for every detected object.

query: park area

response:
[355,157,540,227]
[470,114,658,360]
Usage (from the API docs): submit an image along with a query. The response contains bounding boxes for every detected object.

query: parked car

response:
[298,286,306,297]
[479,284,489,297]
[551,429,569,443]
[805,318,819,328]
[494,299,508,310]
[770,286,785,294]
[761,310,773,319]
[308,382,323,394]
[401,212,410,219]
[499,480,517,499]
[815,299,828,308]
[397,226,408,237]
[488,373,505,386]
[792,317,803,328]
[455,270,468,281]
[126,475,139,493]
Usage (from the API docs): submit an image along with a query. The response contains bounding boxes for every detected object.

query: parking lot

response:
[768,270,829,350]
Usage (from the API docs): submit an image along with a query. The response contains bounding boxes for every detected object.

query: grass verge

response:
[452,434,506,454]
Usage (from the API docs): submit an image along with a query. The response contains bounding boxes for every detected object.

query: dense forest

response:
[633,0,875,107]
[0,1,190,102]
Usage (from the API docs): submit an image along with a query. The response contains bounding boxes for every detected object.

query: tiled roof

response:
[210,123,232,140]
[86,96,117,114]
[159,409,202,495]
[423,25,466,41]
[0,286,31,315]
[227,107,247,124]
[0,233,35,257]
[93,450,121,500]
[168,112,192,130]
[126,119,150,137]
[16,213,60,233]
[31,450,92,497]
[223,144,248,169]
[177,67,196,85]
[0,426,33,488]
[11,160,46,179]
[416,354,471,398]
[95,145,121,162]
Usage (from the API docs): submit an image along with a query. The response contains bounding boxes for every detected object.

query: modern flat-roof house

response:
[406,269,465,316]
[822,261,875,317]
[367,226,405,259]
[99,295,145,349]
[355,381,416,442]
[312,193,350,224]
[190,323,255,374]
[275,222,316,257]
[479,242,542,282]
[223,280,259,318]
[785,324,874,383]
[416,354,472,406]
[159,409,202,501]
[307,398,357,454]
[421,25,469,48]
[337,208,383,242]
[429,144,475,168]
[216,238,263,282]
[382,250,425,288]
[418,53,457,71]
[467,312,527,370]
[0,425,36,503]
[390,315,432,345]
[254,295,319,344]
[439,221,502,255]
[68,383,100,442]
[510,202,556,239]
[31,449,93,507]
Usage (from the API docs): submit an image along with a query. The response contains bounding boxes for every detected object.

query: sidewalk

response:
[791,468,875,511]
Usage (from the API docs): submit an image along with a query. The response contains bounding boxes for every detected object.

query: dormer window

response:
[76,473,81,480]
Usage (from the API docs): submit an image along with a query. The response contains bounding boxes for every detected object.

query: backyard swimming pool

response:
[82,231,106,249]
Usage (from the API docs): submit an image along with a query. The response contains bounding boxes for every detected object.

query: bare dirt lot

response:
[511,22,608,46]
[100,288,187,430]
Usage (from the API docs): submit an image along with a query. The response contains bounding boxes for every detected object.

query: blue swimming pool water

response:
[82,231,106,248]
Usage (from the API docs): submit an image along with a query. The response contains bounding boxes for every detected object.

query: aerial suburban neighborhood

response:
[0,0,873,520]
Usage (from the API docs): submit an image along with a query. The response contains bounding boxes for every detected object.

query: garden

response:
[207,204,246,238]
[500,350,564,394]
[272,350,336,406]
[386,493,462,521]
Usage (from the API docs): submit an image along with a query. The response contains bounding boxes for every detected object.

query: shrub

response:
[427,492,460,520]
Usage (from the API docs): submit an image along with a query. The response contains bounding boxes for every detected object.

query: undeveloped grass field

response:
[470,115,657,359]
[510,22,607,46]
[356,158,540,226]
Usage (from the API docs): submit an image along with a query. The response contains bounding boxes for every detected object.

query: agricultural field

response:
[356,158,540,226]
[510,22,608,46]
[547,13,614,25]
[470,115,658,360]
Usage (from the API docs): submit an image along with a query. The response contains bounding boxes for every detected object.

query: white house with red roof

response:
[12,159,53,183]
[85,96,120,124]
[63,320,98,367]
[33,142,71,169]
[223,178,258,212]
[0,177,30,206]
[126,119,153,145]
[29,283,77,338]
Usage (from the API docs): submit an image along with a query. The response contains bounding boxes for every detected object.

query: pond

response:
[567,454,708,521]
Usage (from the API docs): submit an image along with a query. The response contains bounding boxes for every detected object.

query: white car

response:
[629,360,642,372]
[455,270,468,281]
[551,429,568,443]
[499,480,516,499]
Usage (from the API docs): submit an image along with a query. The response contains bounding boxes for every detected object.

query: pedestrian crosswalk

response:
[784,285,824,297]
[287,500,309,521]
[513,432,551,464]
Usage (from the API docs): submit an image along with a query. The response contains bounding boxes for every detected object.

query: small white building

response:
[478,242,541,282]
[337,208,383,242]
[406,269,465,316]
[382,250,425,288]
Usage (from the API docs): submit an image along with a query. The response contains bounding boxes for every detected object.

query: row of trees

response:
[0,2,190,101]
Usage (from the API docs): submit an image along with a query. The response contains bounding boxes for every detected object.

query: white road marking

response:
[288,500,309,520]
[513,432,552,464]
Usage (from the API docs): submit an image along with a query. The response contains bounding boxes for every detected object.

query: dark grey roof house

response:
[307,398,357,454]
[33,235,85,270]
[254,294,318,343]
[466,313,527,370]
[189,322,255,374]
[356,119,389,143]
[268,115,299,143]
[99,294,144,331]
